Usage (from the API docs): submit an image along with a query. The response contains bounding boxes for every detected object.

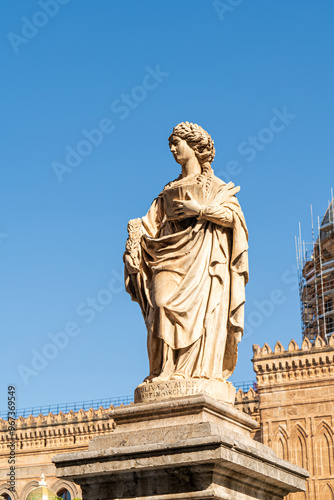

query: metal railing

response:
[233,380,257,392]
[0,395,133,420]
[0,381,257,420]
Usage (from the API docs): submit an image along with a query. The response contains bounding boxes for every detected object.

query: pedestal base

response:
[134,378,236,404]
[53,394,308,500]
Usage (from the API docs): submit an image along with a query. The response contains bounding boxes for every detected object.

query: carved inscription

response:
[135,380,215,402]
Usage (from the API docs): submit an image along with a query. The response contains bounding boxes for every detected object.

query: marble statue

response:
[124,122,248,393]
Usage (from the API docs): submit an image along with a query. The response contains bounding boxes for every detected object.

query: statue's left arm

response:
[198,204,234,227]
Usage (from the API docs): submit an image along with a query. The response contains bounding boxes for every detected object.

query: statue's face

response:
[169,136,195,165]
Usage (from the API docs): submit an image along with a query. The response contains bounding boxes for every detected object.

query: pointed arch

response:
[50,480,80,500]
[246,387,256,399]
[261,342,272,355]
[314,335,326,347]
[0,484,19,500]
[288,339,299,351]
[315,422,334,477]
[320,483,334,500]
[274,341,284,353]
[290,424,308,470]
[275,426,288,461]
[18,481,38,500]
[301,337,312,350]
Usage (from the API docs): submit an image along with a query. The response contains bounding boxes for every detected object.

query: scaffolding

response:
[296,191,334,343]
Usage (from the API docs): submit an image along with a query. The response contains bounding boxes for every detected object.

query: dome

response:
[26,487,58,500]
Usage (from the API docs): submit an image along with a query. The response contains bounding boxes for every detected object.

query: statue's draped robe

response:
[125,175,248,381]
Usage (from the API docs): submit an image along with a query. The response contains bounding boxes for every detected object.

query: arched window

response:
[57,490,71,500]
[320,483,334,500]
[290,425,308,470]
[277,438,286,460]
[2,494,12,500]
[275,427,288,461]
[315,424,333,477]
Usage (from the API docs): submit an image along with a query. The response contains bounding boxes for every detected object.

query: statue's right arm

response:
[124,196,163,274]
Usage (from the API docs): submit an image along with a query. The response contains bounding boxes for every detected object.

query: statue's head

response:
[168,122,215,167]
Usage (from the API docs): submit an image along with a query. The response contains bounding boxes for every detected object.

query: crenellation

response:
[234,387,260,437]
[274,341,284,353]
[288,339,299,351]
[302,337,312,350]
[252,337,334,392]
[253,335,334,360]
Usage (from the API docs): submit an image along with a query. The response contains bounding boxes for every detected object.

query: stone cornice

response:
[252,336,334,387]
[0,406,116,454]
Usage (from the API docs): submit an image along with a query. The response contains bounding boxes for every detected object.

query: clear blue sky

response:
[1,0,333,410]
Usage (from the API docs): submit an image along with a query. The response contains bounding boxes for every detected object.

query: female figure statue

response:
[124,122,248,388]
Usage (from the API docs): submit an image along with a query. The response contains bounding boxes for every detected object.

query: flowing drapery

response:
[124,175,248,381]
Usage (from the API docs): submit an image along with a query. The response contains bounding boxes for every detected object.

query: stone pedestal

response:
[134,379,236,404]
[53,395,308,500]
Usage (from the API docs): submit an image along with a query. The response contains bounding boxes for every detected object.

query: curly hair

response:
[168,122,215,197]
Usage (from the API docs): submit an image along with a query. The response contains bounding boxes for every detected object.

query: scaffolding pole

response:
[318,215,327,339]
[311,205,320,337]
[296,192,334,343]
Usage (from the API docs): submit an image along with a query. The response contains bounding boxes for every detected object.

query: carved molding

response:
[252,337,334,387]
[50,480,79,499]
[19,481,39,500]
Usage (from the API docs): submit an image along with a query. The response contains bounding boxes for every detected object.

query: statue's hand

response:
[174,192,201,218]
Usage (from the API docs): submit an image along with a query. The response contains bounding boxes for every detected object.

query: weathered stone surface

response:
[134,379,236,404]
[108,395,258,438]
[53,395,308,500]
[249,338,334,498]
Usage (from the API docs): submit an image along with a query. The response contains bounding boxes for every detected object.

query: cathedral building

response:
[235,335,334,499]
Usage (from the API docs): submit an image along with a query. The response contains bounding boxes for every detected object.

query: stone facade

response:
[0,406,115,500]
[235,387,260,442]
[235,335,334,499]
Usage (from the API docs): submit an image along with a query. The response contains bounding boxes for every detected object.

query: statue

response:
[124,122,248,401]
